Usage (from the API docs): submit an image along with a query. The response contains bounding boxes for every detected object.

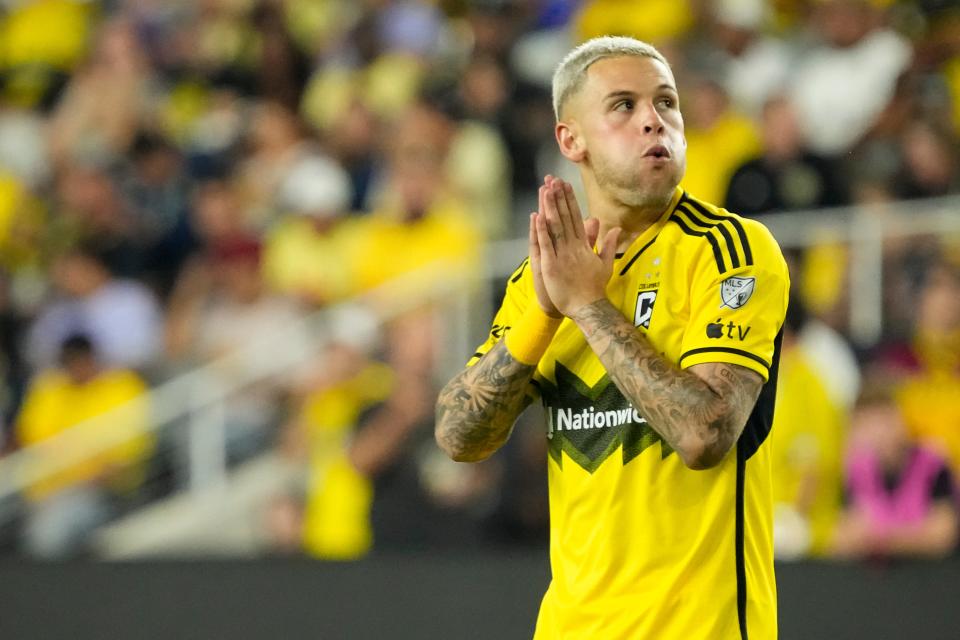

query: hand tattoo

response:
[435,341,536,462]
[571,299,763,469]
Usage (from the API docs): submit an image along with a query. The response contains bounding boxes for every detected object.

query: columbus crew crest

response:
[634,290,658,328]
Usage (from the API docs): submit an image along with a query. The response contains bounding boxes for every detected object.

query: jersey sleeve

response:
[466,258,533,368]
[678,218,790,381]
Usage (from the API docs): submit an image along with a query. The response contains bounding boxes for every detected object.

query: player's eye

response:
[613,99,634,112]
[657,97,675,109]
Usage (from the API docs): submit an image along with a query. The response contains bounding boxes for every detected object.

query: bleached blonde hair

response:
[551,36,671,121]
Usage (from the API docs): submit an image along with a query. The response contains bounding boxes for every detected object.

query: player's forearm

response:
[435,341,535,462]
[570,299,740,469]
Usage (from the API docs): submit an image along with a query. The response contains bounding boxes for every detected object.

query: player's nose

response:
[638,101,665,135]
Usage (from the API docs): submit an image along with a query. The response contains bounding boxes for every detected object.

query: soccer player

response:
[435,36,789,639]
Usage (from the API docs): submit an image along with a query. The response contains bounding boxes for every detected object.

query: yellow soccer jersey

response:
[470,188,789,640]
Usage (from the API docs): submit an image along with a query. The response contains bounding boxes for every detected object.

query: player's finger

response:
[551,181,580,241]
[529,212,541,264]
[561,181,586,241]
[541,184,565,246]
[584,218,600,251]
[535,210,557,264]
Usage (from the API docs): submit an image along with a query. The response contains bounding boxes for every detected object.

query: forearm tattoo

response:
[571,299,762,467]
[435,341,536,461]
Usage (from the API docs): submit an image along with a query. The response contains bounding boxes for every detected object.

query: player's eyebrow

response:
[604,90,637,102]
[604,85,677,102]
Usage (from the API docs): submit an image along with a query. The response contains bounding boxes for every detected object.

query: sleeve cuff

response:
[679,347,770,382]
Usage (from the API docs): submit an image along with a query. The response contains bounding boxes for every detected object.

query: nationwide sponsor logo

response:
[540,363,673,472]
[548,405,647,436]
[720,276,755,309]
[706,318,752,341]
[634,289,658,328]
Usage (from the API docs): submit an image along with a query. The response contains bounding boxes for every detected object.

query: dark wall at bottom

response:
[0,553,958,640]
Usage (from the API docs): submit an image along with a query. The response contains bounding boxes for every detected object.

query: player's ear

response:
[556,121,586,163]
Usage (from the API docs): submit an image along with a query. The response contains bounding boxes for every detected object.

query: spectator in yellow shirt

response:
[771,298,847,558]
[262,153,361,305]
[15,334,152,558]
[682,75,761,205]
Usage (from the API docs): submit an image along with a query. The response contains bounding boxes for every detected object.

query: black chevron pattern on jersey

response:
[540,363,674,473]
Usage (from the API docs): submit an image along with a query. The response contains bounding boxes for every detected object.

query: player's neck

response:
[586,188,673,252]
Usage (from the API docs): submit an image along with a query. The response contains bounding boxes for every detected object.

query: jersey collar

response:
[616,186,684,269]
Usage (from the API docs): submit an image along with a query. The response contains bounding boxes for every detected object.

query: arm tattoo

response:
[571,299,763,469]
[435,341,536,462]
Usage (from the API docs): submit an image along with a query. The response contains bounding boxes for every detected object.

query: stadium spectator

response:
[832,376,959,559]
[47,17,155,168]
[704,0,793,118]
[165,236,307,464]
[323,97,380,212]
[26,247,162,373]
[188,178,253,250]
[771,297,847,559]
[262,153,359,305]
[353,102,481,293]
[725,96,849,216]
[249,0,312,111]
[15,334,152,558]
[235,101,315,229]
[681,73,761,204]
[788,0,913,157]
[444,56,513,239]
[117,130,197,297]
[0,0,92,110]
[892,119,960,199]
[887,260,960,474]
[268,311,392,559]
[53,161,144,277]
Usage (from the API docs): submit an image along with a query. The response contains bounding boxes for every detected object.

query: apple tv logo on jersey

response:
[706,319,724,339]
[706,319,752,340]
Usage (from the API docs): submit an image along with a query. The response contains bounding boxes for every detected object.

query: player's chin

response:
[635,167,678,193]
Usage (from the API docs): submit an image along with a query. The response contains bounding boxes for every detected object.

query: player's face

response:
[569,55,686,208]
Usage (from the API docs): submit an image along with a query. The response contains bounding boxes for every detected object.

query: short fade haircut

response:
[551,36,671,121]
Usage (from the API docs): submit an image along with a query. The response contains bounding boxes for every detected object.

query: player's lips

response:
[643,145,670,159]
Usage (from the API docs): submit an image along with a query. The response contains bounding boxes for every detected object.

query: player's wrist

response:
[565,294,609,321]
[505,304,563,365]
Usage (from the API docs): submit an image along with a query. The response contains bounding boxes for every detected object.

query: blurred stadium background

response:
[1,0,960,637]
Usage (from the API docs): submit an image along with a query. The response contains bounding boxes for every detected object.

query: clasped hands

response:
[529,176,621,319]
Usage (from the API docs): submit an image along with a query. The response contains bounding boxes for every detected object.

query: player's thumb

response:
[599,227,621,270]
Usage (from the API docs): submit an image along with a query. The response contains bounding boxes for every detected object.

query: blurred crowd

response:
[0,0,959,561]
